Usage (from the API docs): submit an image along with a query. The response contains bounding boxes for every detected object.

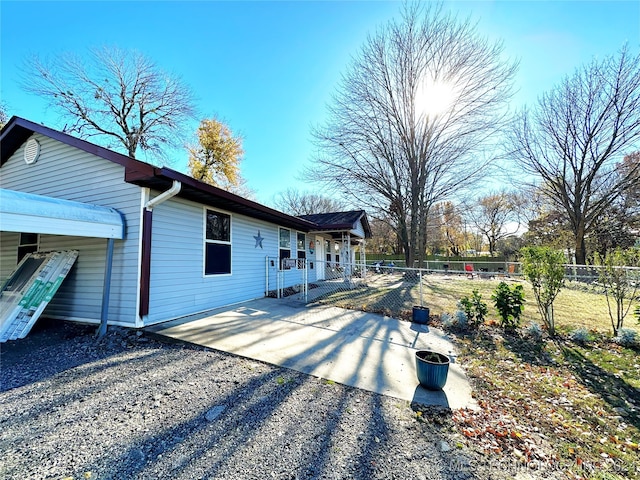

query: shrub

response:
[458,290,488,327]
[492,282,525,330]
[614,328,638,347]
[441,310,469,330]
[592,248,640,336]
[441,312,454,328]
[455,310,469,329]
[520,246,565,336]
[569,327,591,344]
[525,322,543,341]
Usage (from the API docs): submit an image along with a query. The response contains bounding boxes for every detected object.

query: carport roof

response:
[0,188,125,239]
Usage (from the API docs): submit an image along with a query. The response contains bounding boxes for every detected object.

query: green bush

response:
[520,246,565,336]
[492,282,525,330]
[593,247,640,336]
[458,289,488,327]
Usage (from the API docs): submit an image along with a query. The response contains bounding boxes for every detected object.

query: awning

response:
[0,188,125,239]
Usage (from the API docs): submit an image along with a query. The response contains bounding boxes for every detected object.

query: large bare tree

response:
[21,47,195,160]
[273,188,348,216]
[467,191,522,256]
[309,2,516,267]
[508,46,640,265]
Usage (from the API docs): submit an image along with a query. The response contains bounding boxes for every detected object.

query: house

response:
[0,117,371,332]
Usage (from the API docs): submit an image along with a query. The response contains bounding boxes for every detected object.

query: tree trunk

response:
[574,229,587,265]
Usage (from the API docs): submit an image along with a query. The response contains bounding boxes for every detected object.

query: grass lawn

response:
[315,273,640,479]
[323,273,640,335]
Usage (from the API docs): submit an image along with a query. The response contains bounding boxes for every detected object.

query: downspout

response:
[145,180,182,211]
[139,180,182,320]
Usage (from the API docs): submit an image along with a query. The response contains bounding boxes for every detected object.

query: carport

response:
[0,188,125,339]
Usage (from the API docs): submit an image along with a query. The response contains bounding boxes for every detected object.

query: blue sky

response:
[2,1,639,206]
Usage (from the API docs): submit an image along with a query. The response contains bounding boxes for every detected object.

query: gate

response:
[265,256,308,303]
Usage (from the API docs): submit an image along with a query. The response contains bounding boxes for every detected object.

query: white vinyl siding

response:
[0,134,141,326]
[146,197,309,324]
[352,219,366,239]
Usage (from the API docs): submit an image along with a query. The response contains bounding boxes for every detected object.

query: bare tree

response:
[21,47,195,160]
[589,152,640,255]
[309,2,516,267]
[0,102,8,129]
[367,216,401,255]
[468,191,522,256]
[273,188,348,216]
[508,45,640,265]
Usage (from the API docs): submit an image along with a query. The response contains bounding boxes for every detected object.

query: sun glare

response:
[414,79,456,119]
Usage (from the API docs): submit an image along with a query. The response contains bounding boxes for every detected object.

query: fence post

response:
[265,256,269,297]
[419,269,423,306]
[277,257,281,299]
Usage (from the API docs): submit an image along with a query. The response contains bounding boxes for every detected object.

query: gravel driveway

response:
[1,319,508,479]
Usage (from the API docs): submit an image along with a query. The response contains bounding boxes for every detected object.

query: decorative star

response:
[254,230,264,249]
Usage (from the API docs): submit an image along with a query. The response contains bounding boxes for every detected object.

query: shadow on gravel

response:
[1,318,124,391]
[77,368,395,479]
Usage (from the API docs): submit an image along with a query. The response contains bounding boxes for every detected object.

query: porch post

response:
[361,238,367,280]
[97,237,115,339]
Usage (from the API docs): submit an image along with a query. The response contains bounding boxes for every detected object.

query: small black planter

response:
[415,350,450,390]
[412,306,430,324]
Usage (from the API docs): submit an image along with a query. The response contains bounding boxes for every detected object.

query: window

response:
[325,240,331,263]
[279,228,291,269]
[18,233,38,263]
[297,232,306,269]
[204,209,231,275]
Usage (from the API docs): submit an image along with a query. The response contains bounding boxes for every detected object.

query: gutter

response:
[145,180,181,211]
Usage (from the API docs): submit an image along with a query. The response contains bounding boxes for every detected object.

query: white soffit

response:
[0,188,125,239]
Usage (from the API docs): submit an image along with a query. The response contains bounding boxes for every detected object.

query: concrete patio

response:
[146,297,478,410]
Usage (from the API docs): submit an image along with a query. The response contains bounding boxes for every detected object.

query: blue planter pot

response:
[412,306,430,324]
[415,350,450,390]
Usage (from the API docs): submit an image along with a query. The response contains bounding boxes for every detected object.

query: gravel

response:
[1,319,521,480]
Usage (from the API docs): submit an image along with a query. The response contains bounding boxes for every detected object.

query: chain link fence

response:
[270,258,638,321]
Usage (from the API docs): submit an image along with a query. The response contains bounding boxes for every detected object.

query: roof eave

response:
[126,167,318,232]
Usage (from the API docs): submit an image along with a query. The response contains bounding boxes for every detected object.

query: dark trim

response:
[139,209,153,317]
[126,166,318,232]
[1,117,154,175]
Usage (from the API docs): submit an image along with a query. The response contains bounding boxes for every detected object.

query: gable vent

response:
[24,138,41,165]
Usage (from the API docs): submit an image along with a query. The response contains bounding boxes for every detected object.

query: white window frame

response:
[203,208,232,277]
[296,232,306,269]
[279,228,291,270]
